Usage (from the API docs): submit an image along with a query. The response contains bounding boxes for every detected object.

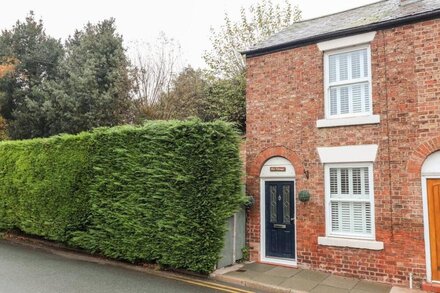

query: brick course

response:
[245,19,440,287]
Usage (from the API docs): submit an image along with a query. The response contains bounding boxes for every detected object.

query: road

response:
[0,240,254,293]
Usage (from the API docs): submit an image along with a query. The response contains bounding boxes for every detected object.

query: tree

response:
[46,18,133,134]
[203,0,301,78]
[130,34,182,120]
[156,66,207,120]
[200,75,246,132]
[0,12,64,138]
[2,17,133,138]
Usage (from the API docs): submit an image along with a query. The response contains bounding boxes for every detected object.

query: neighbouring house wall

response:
[245,18,440,286]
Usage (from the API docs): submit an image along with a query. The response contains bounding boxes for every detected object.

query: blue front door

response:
[265,181,295,259]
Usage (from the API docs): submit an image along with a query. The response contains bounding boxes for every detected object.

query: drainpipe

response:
[409,273,413,289]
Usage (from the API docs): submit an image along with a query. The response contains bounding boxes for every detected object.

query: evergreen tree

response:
[0,12,64,138]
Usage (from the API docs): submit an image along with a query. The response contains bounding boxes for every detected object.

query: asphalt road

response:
[0,241,253,293]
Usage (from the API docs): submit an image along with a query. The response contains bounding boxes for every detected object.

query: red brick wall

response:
[245,19,440,287]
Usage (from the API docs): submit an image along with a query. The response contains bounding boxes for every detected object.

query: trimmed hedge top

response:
[0,120,244,273]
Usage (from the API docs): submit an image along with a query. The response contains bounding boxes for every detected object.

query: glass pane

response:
[352,168,362,195]
[340,168,349,194]
[330,168,338,195]
[283,185,291,224]
[270,185,277,223]
[351,50,361,79]
[362,49,368,78]
[352,84,362,113]
[340,87,349,114]
[329,55,337,83]
[364,83,370,112]
[339,53,349,81]
[330,88,338,115]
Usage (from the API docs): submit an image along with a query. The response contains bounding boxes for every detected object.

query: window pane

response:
[329,167,371,198]
[330,168,338,195]
[270,185,277,223]
[329,55,337,83]
[362,49,368,78]
[340,87,349,114]
[352,84,362,113]
[330,201,372,235]
[352,168,362,194]
[339,53,348,81]
[330,88,338,116]
[283,185,291,224]
[364,83,370,112]
[340,168,349,194]
[351,50,361,79]
[328,82,370,116]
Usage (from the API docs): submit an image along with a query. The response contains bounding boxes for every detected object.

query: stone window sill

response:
[316,115,380,128]
[318,236,384,250]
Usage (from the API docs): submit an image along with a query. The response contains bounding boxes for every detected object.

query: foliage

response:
[0,12,64,138]
[201,73,246,132]
[0,116,8,140]
[0,120,244,273]
[0,15,133,139]
[155,66,207,120]
[203,0,301,79]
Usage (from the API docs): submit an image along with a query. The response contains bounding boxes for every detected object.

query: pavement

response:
[211,263,424,293]
[0,240,258,293]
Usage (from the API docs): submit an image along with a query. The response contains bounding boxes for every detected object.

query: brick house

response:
[243,0,440,289]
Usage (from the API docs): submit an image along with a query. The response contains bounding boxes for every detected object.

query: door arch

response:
[422,151,440,282]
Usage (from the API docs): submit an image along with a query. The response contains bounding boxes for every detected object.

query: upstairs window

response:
[324,45,372,118]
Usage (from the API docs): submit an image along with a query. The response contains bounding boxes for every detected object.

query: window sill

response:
[316,115,380,128]
[318,236,384,250]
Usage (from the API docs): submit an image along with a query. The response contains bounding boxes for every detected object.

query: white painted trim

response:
[317,114,380,128]
[260,177,297,267]
[317,32,377,51]
[260,256,297,267]
[422,179,440,280]
[260,157,295,178]
[317,144,378,163]
[422,151,440,282]
[318,236,384,250]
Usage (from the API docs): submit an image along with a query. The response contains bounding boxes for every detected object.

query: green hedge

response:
[0,120,244,273]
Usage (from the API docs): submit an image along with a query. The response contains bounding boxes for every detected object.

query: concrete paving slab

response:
[265,266,302,278]
[252,274,287,286]
[243,262,277,273]
[321,275,360,290]
[353,280,391,293]
[295,270,330,282]
[280,276,320,291]
[311,284,350,293]
[224,270,263,280]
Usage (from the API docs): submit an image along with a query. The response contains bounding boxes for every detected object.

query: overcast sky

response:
[1,0,377,68]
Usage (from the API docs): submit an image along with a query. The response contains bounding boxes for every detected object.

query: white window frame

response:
[323,44,373,120]
[324,162,376,240]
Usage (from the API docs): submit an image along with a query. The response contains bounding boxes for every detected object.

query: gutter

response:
[242,8,440,58]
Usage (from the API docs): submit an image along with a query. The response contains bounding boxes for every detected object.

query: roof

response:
[244,0,440,57]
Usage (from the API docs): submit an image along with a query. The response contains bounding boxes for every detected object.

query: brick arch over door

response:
[407,136,440,176]
[249,146,304,177]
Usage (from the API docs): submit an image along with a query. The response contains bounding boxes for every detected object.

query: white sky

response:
[1,0,377,68]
